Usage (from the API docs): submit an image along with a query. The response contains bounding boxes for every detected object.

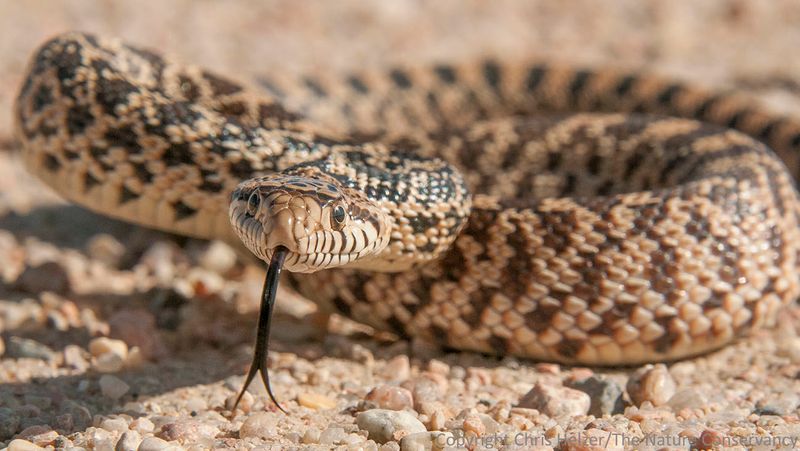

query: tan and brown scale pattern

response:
[14,32,800,365]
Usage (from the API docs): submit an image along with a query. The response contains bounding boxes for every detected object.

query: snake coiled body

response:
[14,32,800,365]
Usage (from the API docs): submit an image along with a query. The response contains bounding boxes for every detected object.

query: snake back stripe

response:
[14,32,800,365]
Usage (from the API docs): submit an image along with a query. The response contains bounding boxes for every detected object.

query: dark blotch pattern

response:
[389,69,412,89]
[434,65,457,84]
[173,201,198,220]
[66,104,94,136]
[202,71,242,96]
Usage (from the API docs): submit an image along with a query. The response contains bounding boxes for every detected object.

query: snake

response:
[13,32,800,409]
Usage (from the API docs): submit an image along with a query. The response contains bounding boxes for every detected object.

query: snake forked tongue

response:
[231,246,288,414]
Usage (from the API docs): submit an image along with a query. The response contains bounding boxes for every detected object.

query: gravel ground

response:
[2,1,800,450]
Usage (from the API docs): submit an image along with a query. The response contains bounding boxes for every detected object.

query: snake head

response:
[229,171,392,273]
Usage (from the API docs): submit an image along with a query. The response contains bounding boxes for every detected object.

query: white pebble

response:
[297,392,337,410]
[115,431,141,451]
[380,441,401,451]
[136,436,171,451]
[88,427,116,451]
[199,241,238,273]
[94,352,125,373]
[302,427,321,444]
[87,234,126,266]
[99,375,130,399]
[7,439,45,451]
[239,412,278,439]
[627,364,677,407]
[185,397,207,412]
[365,385,414,411]
[380,356,411,382]
[89,337,129,359]
[319,427,346,445]
[400,432,453,451]
[130,417,155,434]
[225,390,253,413]
[357,409,427,444]
[100,417,129,433]
[517,382,590,417]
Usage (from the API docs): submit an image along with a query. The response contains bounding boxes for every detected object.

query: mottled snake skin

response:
[14,32,800,365]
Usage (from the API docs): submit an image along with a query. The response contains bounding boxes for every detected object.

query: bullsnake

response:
[14,32,800,409]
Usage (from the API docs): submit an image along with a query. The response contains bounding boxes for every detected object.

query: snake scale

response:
[14,33,800,375]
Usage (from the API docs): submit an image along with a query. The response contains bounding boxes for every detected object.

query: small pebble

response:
[567,375,625,416]
[402,377,444,410]
[89,337,129,359]
[461,412,485,436]
[777,336,800,363]
[302,427,321,444]
[426,360,450,376]
[159,419,219,443]
[319,426,346,445]
[126,347,145,368]
[297,392,337,410]
[428,408,446,431]
[0,407,21,439]
[63,344,90,371]
[17,425,57,446]
[357,409,426,444]
[380,442,401,451]
[130,417,155,434]
[99,417,129,433]
[5,337,55,360]
[115,430,142,451]
[185,397,207,412]
[99,374,130,399]
[87,427,115,450]
[696,428,726,449]
[626,364,677,407]
[365,385,414,410]
[93,352,125,373]
[15,261,71,294]
[754,391,800,415]
[225,390,253,413]
[666,388,707,410]
[239,412,278,439]
[400,431,453,451]
[137,436,172,451]
[380,356,411,382]
[199,241,238,274]
[87,234,126,267]
[517,382,591,417]
[108,309,162,360]
[6,439,45,451]
[63,401,93,430]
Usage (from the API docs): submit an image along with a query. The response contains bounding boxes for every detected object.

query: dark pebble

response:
[5,337,55,361]
[15,261,71,294]
[567,375,625,416]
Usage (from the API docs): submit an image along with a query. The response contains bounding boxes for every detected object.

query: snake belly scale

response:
[14,32,800,366]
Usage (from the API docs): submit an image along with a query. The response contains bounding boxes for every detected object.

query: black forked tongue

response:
[231,246,288,414]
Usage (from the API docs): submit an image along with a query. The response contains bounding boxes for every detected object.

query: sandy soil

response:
[2,1,800,450]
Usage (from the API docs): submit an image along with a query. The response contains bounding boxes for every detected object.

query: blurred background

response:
[2,1,800,446]
[2,0,800,144]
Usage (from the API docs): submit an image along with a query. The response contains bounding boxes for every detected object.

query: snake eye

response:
[247,192,260,216]
[332,205,346,225]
